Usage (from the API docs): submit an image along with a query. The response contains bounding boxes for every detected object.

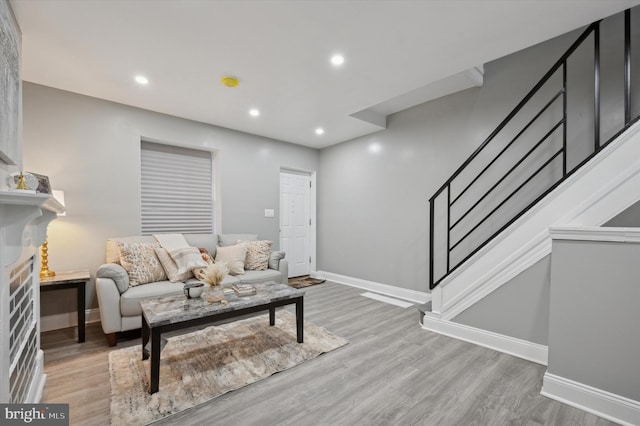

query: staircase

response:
[425,8,640,320]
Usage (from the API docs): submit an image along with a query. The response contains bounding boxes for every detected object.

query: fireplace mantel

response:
[0,190,64,403]
[0,191,64,266]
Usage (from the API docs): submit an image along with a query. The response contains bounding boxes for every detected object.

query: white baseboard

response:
[542,373,640,426]
[312,271,430,304]
[420,312,548,365]
[40,308,101,332]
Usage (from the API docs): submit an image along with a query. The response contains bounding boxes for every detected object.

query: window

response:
[140,141,215,235]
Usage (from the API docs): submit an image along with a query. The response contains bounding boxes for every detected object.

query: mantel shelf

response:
[0,191,63,267]
[0,191,65,215]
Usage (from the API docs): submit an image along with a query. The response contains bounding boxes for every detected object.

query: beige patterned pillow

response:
[215,245,247,275]
[237,240,272,271]
[154,247,193,283]
[118,242,167,286]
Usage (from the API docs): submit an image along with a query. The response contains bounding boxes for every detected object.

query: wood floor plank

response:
[40,282,617,425]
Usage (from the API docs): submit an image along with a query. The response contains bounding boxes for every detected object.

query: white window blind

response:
[141,141,214,235]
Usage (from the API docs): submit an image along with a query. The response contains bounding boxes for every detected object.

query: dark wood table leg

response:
[149,328,161,394]
[141,315,150,360]
[269,306,275,326]
[296,297,303,343]
[77,282,86,343]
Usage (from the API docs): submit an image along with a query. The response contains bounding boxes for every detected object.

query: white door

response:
[280,171,311,278]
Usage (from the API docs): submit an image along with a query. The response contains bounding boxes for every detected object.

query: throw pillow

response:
[168,246,208,275]
[118,242,167,287]
[154,247,194,283]
[237,240,272,270]
[193,248,215,281]
[214,245,247,275]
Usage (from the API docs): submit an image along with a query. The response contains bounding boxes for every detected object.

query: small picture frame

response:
[29,172,51,194]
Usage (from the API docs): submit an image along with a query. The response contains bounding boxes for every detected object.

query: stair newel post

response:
[429,195,435,289]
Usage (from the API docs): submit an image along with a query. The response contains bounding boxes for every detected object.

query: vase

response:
[203,286,224,303]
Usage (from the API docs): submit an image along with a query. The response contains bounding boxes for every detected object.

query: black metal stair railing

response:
[429,9,639,289]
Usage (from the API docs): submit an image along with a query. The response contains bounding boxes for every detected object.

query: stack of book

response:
[232,284,256,296]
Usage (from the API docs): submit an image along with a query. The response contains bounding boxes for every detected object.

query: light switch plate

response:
[264,209,275,218]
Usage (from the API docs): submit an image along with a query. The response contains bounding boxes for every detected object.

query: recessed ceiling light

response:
[315,128,325,135]
[249,109,260,117]
[135,75,149,85]
[330,54,345,66]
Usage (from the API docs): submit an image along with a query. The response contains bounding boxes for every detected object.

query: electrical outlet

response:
[264,209,275,218]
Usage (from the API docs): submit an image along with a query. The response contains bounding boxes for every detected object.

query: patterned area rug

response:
[109,310,347,425]
[288,275,326,288]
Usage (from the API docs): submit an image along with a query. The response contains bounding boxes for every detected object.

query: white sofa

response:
[95,233,287,346]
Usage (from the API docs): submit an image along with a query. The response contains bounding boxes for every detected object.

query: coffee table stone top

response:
[140,281,304,327]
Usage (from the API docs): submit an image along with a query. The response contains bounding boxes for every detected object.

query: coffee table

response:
[140,281,304,394]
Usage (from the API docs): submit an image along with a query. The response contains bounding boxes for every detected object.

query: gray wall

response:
[452,255,551,345]
[604,199,640,226]
[22,83,319,314]
[548,238,640,401]
[317,26,579,292]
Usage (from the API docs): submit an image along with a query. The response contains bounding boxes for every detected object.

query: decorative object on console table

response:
[40,190,65,278]
[40,270,90,343]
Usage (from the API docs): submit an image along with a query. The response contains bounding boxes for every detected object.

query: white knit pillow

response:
[214,245,247,275]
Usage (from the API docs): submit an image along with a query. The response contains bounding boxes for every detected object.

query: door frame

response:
[279,167,317,276]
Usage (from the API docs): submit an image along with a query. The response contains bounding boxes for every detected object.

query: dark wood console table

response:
[40,270,90,343]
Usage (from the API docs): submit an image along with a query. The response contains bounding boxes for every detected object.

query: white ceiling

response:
[11,0,640,149]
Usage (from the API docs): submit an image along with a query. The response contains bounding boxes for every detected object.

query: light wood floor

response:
[41,282,616,425]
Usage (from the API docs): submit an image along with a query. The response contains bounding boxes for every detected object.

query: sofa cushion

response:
[185,274,239,287]
[184,234,218,257]
[217,233,257,247]
[155,247,194,282]
[120,280,183,316]
[237,269,282,285]
[215,245,247,275]
[237,240,272,270]
[118,242,167,286]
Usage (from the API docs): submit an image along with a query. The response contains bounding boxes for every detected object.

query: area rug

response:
[288,275,326,288]
[109,310,347,425]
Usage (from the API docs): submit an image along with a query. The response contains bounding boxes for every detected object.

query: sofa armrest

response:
[268,251,288,285]
[277,258,288,285]
[269,251,285,270]
[95,274,124,335]
[97,263,129,294]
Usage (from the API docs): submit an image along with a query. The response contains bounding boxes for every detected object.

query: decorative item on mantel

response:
[40,190,66,279]
[7,171,37,193]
